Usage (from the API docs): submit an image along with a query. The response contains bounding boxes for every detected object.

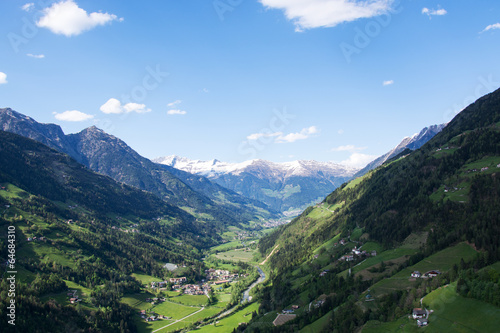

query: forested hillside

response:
[0,131,210,332]
[250,88,500,332]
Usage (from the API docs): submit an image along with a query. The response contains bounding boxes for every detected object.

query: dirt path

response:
[260,245,279,265]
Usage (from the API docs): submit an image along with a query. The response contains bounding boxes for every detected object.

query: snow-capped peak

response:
[154,155,358,178]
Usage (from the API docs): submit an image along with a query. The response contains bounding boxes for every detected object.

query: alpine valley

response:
[0,88,499,333]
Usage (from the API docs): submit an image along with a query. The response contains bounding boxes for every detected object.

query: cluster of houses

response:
[435,146,460,152]
[466,164,500,174]
[26,236,46,242]
[144,297,167,305]
[205,269,239,282]
[139,310,170,322]
[173,283,211,296]
[282,305,300,314]
[151,276,212,296]
[338,246,377,262]
[67,289,81,304]
[412,308,429,327]
[443,185,464,193]
[410,270,441,279]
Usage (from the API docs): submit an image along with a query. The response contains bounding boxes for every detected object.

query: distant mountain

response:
[0,108,278,228]
[155,156,358,214]
[354,124,446,178]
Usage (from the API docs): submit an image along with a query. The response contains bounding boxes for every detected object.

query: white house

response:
[411,271,421,278]
[412,308,427,319]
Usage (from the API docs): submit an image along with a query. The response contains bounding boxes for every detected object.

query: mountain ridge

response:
[354,123,446,178]
[0,108,278,228]
[156,156,358,213]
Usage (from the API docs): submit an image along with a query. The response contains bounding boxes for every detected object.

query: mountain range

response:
[0,107,446,219]
[0,108,278,230]
[155,123,445,215]
[155,156,357,214]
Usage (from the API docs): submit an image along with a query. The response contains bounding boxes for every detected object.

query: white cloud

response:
[247,132,282,140]
[27,53,45,59]
[481,23,500,33]
[383,80,394,86]
[0,72,7,84]
[422,7,447,18]
[100,98,151,114]
[22,3,35,12]
[331,145,366,152]
[54,110,94,122]
[167,100,182,107]
[167,109,187,115]
[340,153,377,168]
[36,0,122,37]
[275,126,319,143]
[124,102,150,113]
[259,0,394,31]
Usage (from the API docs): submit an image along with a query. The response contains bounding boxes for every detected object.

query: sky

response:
[1,0,500,168]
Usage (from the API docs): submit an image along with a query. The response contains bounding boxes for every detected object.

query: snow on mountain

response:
[154,156,358,213]
[154,156,357,179]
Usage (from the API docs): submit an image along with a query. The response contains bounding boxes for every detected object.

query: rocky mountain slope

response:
[354,123,446,178]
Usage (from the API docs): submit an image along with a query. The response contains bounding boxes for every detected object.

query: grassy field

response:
[41,280,93,308]
[215,248,256,263]
[121,291,157,311]
[370,243,477,297]
[151,301,200,320]
[363,284,500,333]
[340,247,418,278]
[121,290,232,333]
[132,273,163,285]
[195,302,260,333]
[422,282,500,332]
[172,294,208,307]
[300,310,332,333]
[210,241,245,252]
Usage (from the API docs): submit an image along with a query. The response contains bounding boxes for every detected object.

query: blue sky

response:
[1,0,499,168]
